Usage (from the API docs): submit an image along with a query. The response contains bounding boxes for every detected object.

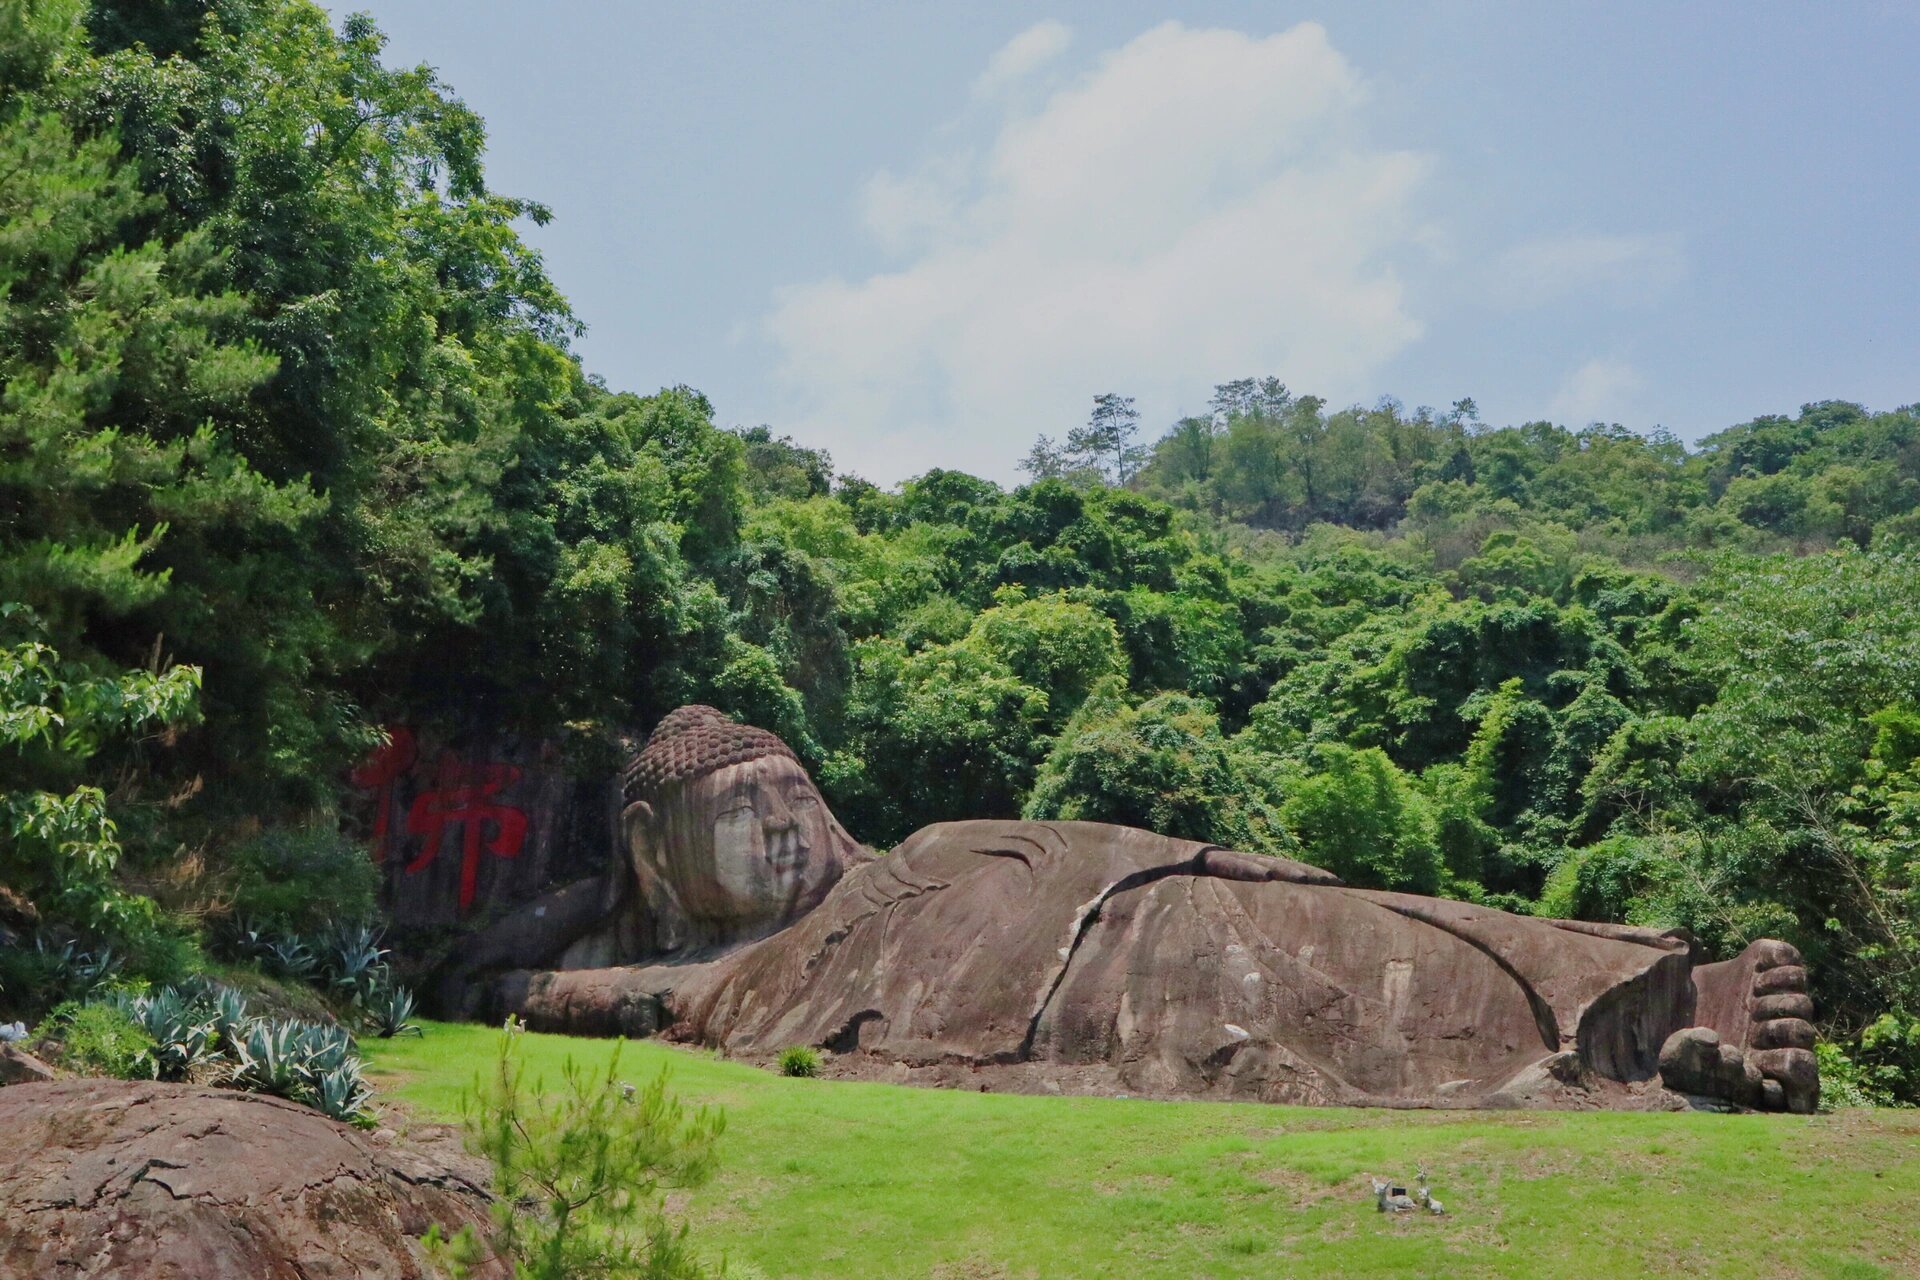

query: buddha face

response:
[624,754,851,929]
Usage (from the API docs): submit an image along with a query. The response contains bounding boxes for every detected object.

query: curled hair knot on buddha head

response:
[623,705,799,805]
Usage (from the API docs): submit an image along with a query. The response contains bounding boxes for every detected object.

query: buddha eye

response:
[789,791,819,809]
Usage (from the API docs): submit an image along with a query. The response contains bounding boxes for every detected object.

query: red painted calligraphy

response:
[404,755,529,913]
[351,729,532,914]
[348,726,418,864]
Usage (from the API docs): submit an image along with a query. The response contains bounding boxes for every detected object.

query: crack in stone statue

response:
[475,706,1816,1112]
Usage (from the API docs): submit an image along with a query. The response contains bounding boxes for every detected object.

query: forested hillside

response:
[2,0,1916,1105]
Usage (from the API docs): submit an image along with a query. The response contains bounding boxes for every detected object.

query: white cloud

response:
[1488,232,1685,309]
[972,21,1073,99]
[1548,357,1644,425]
[763,21,1433,482]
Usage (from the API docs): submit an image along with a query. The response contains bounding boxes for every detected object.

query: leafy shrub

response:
[1828,1014,1920,1108]
[462,1024,725,1280]
[38,1001,154,1079]
[1024,680,1285,851]
[225,826,381,938]
[1278,744,1443,893]
[777,1046,821,1078]
[1816,1042,1882,1110]
[0,610,201,1016]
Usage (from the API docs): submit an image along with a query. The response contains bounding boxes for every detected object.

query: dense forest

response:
[3,0,1917,1106]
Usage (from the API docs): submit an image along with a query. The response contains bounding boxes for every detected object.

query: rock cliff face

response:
[349,723,615,931]
[348,723,622,1019]
[0,1080,505,1279]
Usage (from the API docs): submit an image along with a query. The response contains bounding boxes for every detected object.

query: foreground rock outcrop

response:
[0,1079,505,1279]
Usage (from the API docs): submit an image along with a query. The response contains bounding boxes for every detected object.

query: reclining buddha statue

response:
[486,706,1817,1112]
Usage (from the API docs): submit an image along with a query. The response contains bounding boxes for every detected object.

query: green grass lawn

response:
[365,1021,1920,1280]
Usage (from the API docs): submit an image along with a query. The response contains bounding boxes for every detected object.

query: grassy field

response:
[365,1021,1920,1280]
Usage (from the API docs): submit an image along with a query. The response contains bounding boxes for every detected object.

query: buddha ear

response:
[622,800,656,865]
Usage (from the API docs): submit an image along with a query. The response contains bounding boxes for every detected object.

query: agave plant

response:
[312,1061,374,1122]
[32,935,120,996]
[227,1017,375,1121]
[231,1017,309,1096]
[224,917,275,962]
[264,936,318,982]
[208,985,250,1048]
[319,922,390,1005]
[294,1020,358,1075]
[75,943,119,988]
[112,986,217,1082]
[363,983,422,1038]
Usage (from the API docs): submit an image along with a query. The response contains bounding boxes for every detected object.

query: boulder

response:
[0,1042,55,1085]
[0,1079,506,1279]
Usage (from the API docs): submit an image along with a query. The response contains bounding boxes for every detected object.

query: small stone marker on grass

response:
[1371,1169,1446,1215]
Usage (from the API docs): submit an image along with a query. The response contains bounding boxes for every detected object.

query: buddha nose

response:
[762,791,798,835]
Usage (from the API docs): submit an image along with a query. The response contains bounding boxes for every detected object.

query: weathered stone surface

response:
[464,705,872,988]
[1687,938,1820,1113]
[1750,1047,1819,1114]
[1753,965,1809,998]
[1751,992,1816,1023]
[1657,1027,1764,1107]
[428,876,612,1019]
[0,1043,55,1082]
[1747,939,1805,972]
[0,1042,55,1085]
[1752,1017,1817,1051]
[350,724,614,929]
[0,1079,504,1279]
[500,706,1822,1114]
[524,819,1703,1107]
[503,964,671,1039]
[1691,951,1760,1046]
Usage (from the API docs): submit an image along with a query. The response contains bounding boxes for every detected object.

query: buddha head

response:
[620,706,864,943]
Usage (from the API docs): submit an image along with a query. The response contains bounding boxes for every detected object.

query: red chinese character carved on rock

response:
[404,755,529,913]
[348,726,418,864]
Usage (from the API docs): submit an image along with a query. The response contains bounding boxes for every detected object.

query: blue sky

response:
[341,2,1918,483]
